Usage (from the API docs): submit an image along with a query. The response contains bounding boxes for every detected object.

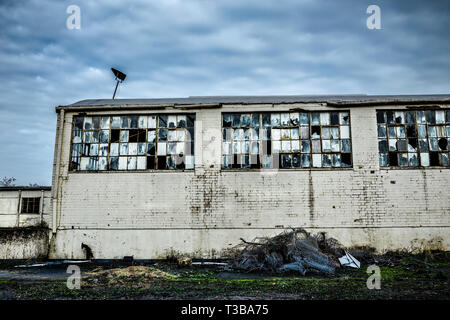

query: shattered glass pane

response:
[408,153,418,166]
[321,127,330,139]
[271,113,281,126]
[429,138,439,151]
[311,113,320,125]
[281,154,292,168]
[232,114,241,127]
[419,139,429,152]
[99,144,108,156]
[332,154,341,167]
[128,143,138,155]
[301,154,310,167]
[109,157,119,170]
[120,143,128,155]
[251,141,260,154]
[311,140,321,153]
[159,115,167,128]
[110,143,119,156]
[331,140,340,152]
[290,113,299,126]
[251,113,260,127]
[322,154,331,167]
[168,115,177,128]
[223,114,232,127]
[187,115,195,127]
[73,129,82,143]
[395,111,404,124]
[399,153,408,166]
[99,157,107,170]
[440,153,449,166]
[74,117,84,130]
[112,117,121,129]
[84,117,92,130]
[80,157,89,170]
[233,141,241,154]
[281,129,290,139]
[147,142,156,155]
[158,128,167,141]
[177,115,187,128]
[138,116,147,128]
[299,113,309,125]
[243,141,250,153]
[301,140,310,153]
[339,112,349,125]
[379,153,388,167]
[281,113,290,126]
[262,155,272,168]
[262,113,271,127]
[341,139,351,153]
[418,125,427,138]
[320,113,330,125]
[425,110,436,124]
[127,157,137,170]
[389,139,397,151]
[396,126,406,138]
[322,140,331,152]
[89,144,98,156]
[300,126,309,139]
[223,142,231,155]
[416,111,426,124]
[330,112,339,125]
[311,126,320,139]
[331,127,339,139]
[148,116,157,128]
[89,157,98,170]
[101,117,110,129]
[241,114,251,127]
[120,130,129,142]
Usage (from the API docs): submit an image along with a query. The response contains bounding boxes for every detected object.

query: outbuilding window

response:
[221,111,352,169]
[21,197,40,214]
[70,114,195,171]
[377,109,450,167]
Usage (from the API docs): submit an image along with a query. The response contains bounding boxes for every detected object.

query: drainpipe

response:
[40,189,44,225]
[52,109,65,234]
[16,190,22,228]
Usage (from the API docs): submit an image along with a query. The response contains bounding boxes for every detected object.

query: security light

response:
[111,68,126,99]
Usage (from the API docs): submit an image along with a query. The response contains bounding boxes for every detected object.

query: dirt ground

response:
[0,251,449,300]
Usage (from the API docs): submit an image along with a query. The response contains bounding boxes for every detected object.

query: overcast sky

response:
[1,0,449,185]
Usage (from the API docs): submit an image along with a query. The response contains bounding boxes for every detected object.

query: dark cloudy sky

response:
[1,0,449,185]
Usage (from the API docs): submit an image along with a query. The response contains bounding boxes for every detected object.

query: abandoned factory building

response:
[1,94,450,259]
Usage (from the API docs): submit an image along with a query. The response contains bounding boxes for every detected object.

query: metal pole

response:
[112,80,119,99]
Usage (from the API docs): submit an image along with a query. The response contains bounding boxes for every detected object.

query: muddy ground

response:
[0,251,448,300]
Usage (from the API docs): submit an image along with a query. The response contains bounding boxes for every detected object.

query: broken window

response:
[222,111,352,169]
[21,197,40,214]
[71,114,195,171]
[377,109,450,167]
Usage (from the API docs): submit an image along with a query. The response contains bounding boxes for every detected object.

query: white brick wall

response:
[49,104,450,259]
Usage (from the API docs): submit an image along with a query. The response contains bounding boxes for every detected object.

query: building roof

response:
[0,186,51,191]
[56,94,450,111]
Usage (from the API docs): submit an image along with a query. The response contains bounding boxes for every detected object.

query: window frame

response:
[221,110,353,170]
[376,109,450,169]
[69,113,196,172]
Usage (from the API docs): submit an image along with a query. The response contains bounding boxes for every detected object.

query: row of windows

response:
[71,115,195,171]
[70,110,450,171]
[377,110,450,167]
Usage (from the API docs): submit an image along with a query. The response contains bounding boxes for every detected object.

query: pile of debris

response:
[232,228,357,276]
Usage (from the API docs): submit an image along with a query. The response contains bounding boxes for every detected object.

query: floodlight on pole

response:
[111,68,126,99]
